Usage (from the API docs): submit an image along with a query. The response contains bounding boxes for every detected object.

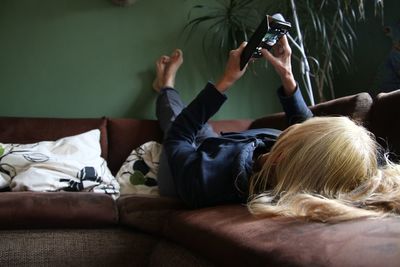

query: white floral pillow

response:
[116,141,162,195]
[0,129,119,199]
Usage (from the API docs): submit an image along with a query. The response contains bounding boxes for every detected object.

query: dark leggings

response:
[156,87,218,196]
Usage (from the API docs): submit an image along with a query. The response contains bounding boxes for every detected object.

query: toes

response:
[156,56,170,65]
[171,49,183,61]
[162,56,170,64]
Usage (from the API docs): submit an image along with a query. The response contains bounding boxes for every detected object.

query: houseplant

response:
[184,0,385,103]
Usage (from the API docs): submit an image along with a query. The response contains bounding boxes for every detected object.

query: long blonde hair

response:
[248,116,400,223]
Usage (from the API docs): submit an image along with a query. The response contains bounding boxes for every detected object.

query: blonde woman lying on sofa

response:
[152,35,400,223]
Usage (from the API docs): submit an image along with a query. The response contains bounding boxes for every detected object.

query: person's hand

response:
[215,42,248,93]
[261,35,297,96]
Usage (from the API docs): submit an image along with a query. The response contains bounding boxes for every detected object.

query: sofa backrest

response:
[106,119,163,175]
[368,89,400,161]
[0,117,108,159]
[2,88,399,176]
[0,116,254,176]
[209,119,253,135]
[249,92,373,130]
[106,118,253,175]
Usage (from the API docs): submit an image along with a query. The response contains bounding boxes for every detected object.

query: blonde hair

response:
[248,116,400,223]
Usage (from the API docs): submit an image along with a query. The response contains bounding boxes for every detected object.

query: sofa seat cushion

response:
[250,92,373,130]
[0,117,108,160]
[118,195,184,235]
[164,205,400,267]
[0,192,118,229]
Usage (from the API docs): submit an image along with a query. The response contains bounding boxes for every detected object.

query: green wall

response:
[0,0,398,119]
[0,0,281,120]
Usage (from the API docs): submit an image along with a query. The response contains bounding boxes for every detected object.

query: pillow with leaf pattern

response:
[116,141,162,195]
[0,129,119,199]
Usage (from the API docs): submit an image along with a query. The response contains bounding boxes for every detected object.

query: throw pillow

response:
[0,129,119,199]
[116,141,162,195]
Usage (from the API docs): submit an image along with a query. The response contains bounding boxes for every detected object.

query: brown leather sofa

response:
[0,90,400,267]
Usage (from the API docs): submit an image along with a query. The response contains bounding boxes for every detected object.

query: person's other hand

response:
[215,42,248,93]
[261,35,297,95]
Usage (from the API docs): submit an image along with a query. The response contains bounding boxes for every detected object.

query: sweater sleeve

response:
[165,82,226,147]
[277,85,313,125]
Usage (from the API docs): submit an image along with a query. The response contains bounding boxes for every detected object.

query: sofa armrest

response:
[368,89,400,161]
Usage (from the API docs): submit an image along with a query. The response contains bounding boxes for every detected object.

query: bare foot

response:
[152,55,170,93]
[152,49,183,93]
[163,49,183,88]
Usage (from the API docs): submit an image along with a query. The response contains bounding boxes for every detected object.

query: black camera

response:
[240,14,291,70]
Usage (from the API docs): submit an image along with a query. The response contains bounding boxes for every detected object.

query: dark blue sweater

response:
[164,83,313,208]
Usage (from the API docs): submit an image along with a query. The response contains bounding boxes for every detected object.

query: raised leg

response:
[153,49,217,196]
